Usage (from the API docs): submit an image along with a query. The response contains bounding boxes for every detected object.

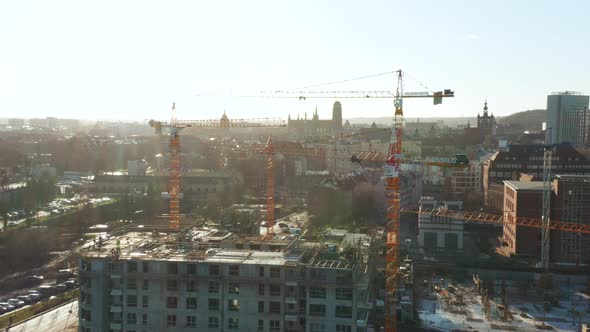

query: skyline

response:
[1,0,588,121]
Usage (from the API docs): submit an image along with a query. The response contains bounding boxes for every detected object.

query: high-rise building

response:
[78,228,372,332]
[546,92,589,145]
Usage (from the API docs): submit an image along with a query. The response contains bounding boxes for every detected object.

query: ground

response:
[416,277,590,331]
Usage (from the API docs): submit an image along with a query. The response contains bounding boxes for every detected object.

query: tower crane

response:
[148,103,285,229]
[261,70,454,332]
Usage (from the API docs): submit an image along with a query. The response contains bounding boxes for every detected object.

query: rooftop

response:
[504,180,544,191]
[79,225,371,272]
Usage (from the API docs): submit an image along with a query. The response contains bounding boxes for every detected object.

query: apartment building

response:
[78,228,372,332]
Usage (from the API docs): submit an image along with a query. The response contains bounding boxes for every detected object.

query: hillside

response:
[499,109,546,130]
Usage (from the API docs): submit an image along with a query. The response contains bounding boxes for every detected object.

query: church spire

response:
[483,100,489,116]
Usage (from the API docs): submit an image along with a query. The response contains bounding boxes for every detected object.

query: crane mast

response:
[385,70,404,332]
[169,103,181,229]
[149,104,285,230]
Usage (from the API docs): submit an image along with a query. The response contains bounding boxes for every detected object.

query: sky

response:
[0,0,588,122]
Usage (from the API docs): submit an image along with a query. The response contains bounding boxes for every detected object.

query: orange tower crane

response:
[267,71,455,332]
[148,103,285,229]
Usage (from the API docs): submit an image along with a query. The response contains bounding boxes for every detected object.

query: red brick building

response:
[502,181,544,258]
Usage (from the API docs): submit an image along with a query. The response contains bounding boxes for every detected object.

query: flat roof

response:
[504,180,544,191]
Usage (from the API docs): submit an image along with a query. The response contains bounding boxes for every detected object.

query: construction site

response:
[2,70,590,332]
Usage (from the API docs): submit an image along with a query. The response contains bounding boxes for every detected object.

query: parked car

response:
[27,291,41,301]
[0,302,15,312]
[63,280,76,289]
[17,295,32,304]
[23,275,44,287]
[37,285,56,296]
[55,284,68,292]
[7,298,24,308]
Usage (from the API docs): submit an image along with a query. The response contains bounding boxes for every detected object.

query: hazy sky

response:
[1,1,588,121]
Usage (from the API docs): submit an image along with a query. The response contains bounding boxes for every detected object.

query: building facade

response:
[502,181,544,258]
[449,161,482,199]
[551,175,590,264]
[78,228,372,332]
[483,143,590,210]
[546,92,590,145]
[417,197,464,253]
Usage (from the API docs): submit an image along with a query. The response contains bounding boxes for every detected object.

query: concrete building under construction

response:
[78,226,373,332]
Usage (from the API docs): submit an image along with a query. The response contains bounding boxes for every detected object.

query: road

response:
[7,301,78,332]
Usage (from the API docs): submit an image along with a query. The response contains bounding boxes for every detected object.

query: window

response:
[228,282,239,295]
[336,270,352,283]
[228,317,239,330]
[142,261,149,273]
[310,304,326,317]
[258,266,265,278]
[335,305,352,318]
[258,284,265,296]
[270,320,280,332]
[186,315,196,328]
[187,263,197,275]
[270,267,280,279]
[187,279,197,292]
[310,269,326,281]
[127,295,137,308]
[142,314,147,326]
[209,264,220,276]
[270,284,280,296]
[209,281,219,293]
[336,325,352,332]
[310,322,325,332]
[167,314,176,327]
[127,313,137,325]
[142,279,149,291]
[258,301,265,313]
[310,287,326,299]
[228,299,240,311]
[167,262,178,274]
[167,279,178,291]
[258,320,264,332]
[167,296,178,309]
[336,288,352,300]
[142,295,148,308]
[269,301,280,314]
[127,261,138,273]
[186,297,197,309]
[208,316,219,328]
[208,298,219,311]
[229,265,240,276]
[127,278,136,290]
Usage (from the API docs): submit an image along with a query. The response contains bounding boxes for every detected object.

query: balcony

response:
[285,297,297,304]
[110,304,122,313]
[284,313,298,321]
[110,289,122,296]
[110,322,122,329]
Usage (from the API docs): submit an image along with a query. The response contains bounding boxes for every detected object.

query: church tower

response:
[332,101,343,128]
